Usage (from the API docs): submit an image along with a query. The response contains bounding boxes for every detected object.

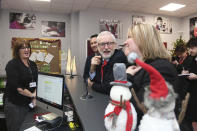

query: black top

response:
[188,57,197,90]
[127,58,178,125]
[4,58,38,106]
[174,55,193,74]
[83,54,95,82]
[186,57,197,121]
[91,49,128,94]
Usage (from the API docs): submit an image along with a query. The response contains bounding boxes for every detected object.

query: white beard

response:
[104,103,137,131]
[139,113,180,131]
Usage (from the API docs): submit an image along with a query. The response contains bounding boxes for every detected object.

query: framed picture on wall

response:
[99,19,122,39]
[132,15,145,25]
[9,12,36,29]
[190,17,197,38]
[41,21,65,37]
[155,16,172,34]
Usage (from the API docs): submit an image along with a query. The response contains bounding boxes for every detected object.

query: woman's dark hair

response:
[174,44,187,56]
[90,34,98,39]
[187,37,197,47]
[13,41,31,59]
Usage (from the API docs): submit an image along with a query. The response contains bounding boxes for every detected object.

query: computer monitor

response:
[36,72,64,117]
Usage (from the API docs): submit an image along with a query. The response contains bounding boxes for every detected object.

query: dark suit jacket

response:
[186,57,197,121]
[83,54,95,82]
[175,55,193,74]
[91,49,128,94]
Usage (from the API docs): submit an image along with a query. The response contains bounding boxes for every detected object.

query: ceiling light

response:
[160,3,185,11]
[35,0,51,2]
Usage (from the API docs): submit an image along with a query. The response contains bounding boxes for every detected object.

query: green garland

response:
[170,37,187,57]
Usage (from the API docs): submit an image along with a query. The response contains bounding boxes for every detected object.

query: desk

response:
[20,107,74,131]
[65,76,109,131]
[21,76,109,131]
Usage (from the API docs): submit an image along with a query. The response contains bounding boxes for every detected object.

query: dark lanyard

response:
[28,60,34,82]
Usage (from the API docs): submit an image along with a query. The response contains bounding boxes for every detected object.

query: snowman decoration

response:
[127,53,180,131]
[104,63,137,131]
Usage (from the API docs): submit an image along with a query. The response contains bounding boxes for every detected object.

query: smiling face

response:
[97,33,116,59]
[13,41,31,60]
[90,37,98,53]
[19,44,31,60]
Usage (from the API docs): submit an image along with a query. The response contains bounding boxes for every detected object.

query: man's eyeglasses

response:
[98,42,114,47]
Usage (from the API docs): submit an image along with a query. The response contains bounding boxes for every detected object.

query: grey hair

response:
[97,31,116,43]
[144,82,177,110]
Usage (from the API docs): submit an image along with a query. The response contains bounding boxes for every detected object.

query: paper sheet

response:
[29,52,37,62]
[37,51,45,62]
[44,53,54,64]
[24,126,41,131]
[178,74,190,77]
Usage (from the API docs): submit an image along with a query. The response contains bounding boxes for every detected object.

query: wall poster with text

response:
[99,19,122,39]
[155,16,172,34]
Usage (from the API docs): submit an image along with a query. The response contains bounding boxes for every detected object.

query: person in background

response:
[172,44,193,121]
[184,37,197,131]
[89,31,128,94]
[121,24,182,129]
[83,34,99,85]
[4,41,38,131]
[172,44,193,74]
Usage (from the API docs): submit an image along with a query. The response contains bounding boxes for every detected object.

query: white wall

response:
[77,8,182,76]
[0,9,71,75]
[0,8,185,77]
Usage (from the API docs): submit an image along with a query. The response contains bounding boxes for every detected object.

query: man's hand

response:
[188,73,197,80]
[126,65,141,76]
[91,56,101,65]
[90,56,101,73]
[87,78,94,87]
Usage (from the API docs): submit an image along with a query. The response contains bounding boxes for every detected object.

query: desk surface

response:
[65,76,109,131]
[21,76,109,131]
[20,107,77,131]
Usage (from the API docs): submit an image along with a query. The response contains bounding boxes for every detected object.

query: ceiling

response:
[1,0,197,17]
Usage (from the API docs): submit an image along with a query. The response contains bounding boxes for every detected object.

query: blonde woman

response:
[121,24,184,129]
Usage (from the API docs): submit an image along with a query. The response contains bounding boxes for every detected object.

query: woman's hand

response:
[32,97,36,107]
[181,70,189,74]
[172,60,179,66]
[126,65,141,76]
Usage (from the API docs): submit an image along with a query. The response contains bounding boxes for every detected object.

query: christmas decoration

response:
[104,63,137,131]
